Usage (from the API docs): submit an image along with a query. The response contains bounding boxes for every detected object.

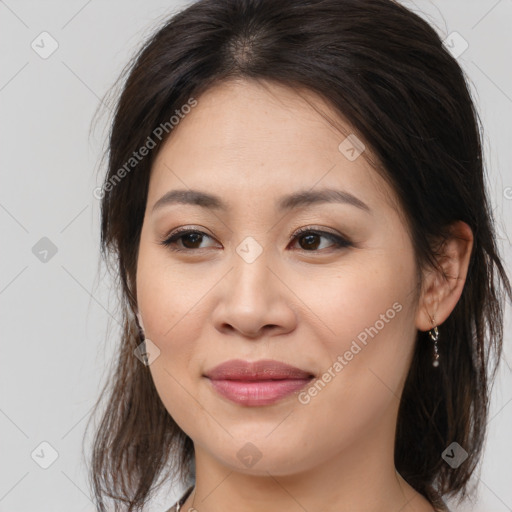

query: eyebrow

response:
[151,188,371,214]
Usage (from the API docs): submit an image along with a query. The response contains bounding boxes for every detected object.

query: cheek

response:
[136,236,208,340]
[296,246,418,400]
[290,275,417,452]
[135,234,233,414]
[302,252,415,348]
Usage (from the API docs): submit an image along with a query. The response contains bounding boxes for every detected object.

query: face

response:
[136,79,422,476]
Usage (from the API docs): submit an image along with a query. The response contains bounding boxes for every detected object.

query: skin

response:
[135,78,473,512]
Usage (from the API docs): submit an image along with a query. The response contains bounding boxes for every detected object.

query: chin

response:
[211,441,316,477]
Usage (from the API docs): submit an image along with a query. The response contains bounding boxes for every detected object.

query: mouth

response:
[203,359,315,406]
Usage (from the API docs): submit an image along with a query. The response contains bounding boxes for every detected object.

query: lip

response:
[204,359,315,406]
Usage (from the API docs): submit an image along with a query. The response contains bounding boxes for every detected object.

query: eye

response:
[158,227,218,251]
[158,226,353,252]
[289,227,353,252]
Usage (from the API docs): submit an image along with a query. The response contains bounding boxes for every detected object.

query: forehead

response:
[149,79,396,214]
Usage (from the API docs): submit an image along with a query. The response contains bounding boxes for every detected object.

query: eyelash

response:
[158,226,353,253]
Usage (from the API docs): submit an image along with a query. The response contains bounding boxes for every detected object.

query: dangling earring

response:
[135,312,145,342]
[428,316,440,367]
[138,323,145,343]
[135,317,149,365]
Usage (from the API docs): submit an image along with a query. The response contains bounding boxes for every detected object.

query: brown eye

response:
[297,233,322,250]
[290,229,352,252]
[159,227,352,253]
[178,232,204,249]
[160,229,217,251]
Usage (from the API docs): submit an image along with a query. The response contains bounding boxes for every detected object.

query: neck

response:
[182,414,434,512]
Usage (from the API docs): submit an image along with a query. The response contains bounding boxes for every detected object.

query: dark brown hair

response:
[85,0,512,510]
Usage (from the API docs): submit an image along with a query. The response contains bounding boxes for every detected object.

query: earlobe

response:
[415,220,473,332]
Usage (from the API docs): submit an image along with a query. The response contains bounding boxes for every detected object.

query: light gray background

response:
[1,1,511,511]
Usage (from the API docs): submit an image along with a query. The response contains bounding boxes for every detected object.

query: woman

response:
[86,0,511,511]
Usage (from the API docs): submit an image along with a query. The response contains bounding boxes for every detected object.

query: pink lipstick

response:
[204,359,314,406]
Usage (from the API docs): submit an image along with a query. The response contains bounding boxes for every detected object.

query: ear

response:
[415,221,474,331]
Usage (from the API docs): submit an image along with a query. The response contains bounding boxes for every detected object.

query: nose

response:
[211,247,297,339]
